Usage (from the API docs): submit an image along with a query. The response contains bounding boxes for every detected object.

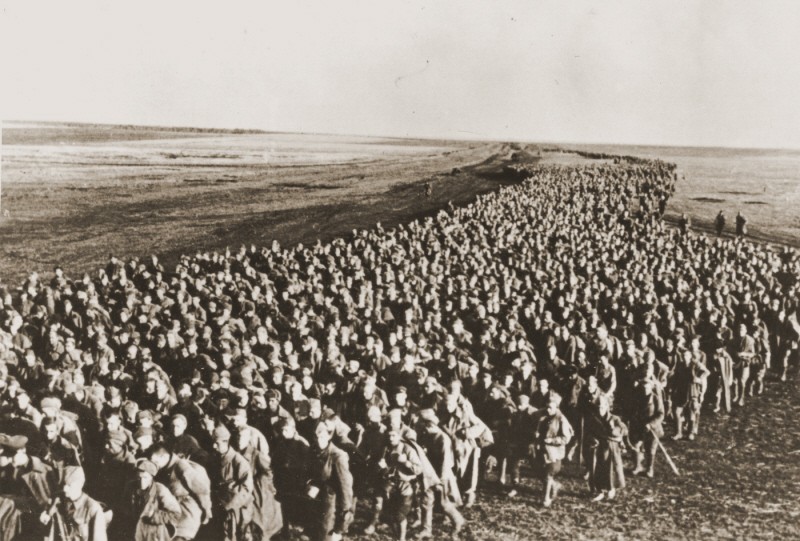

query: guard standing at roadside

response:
[715,211,726,236]
[736,211,748,237]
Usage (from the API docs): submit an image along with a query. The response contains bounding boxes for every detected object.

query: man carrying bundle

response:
[535,393,573,507]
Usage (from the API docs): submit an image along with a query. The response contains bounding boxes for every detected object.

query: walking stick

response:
[578,416,584,469]
[651,431,680,476]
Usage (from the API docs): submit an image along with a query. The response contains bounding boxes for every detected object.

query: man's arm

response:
[150,484,182,525]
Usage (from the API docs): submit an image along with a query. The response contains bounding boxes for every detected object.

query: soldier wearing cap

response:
[415,410,465,538]
[234,420,283,540]
[260,388,291,442]
[437,382,484,507]
[42,415,82,473]
[370,424,423,541]
[5,389,43,427]
[210,424,254,541]
[134,426,157,459]
[41,466,108,541]
[122,459,181,541]
[225,407,270,457]
[166,413,208,466]
[307,422,353,541]
[149,443,213,541]
[271,417,311,537]
[40,396,83,452]
[588,395,627,502]
[630,377,664,478]
[0,433,58,537]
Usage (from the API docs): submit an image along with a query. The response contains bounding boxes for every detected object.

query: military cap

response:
[136,410,154,421]
[63,466,86,488]
[265,389,281,401]
[134,426,153,439]
[136,459,159,477]
[213,424,231,441]
[40,396,62,410]
[0,434,28,451]
[225,407,247,419]
[123,400,139,414]
[394,386,407,396]
[171,413,187,425]
[418,409,439,426]
[320,407,337,421]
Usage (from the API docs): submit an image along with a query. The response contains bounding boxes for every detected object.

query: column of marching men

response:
[0,158,799,541]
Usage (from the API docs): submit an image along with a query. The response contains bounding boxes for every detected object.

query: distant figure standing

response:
[425,182,433,197]
[715,211,726,237]
[678,213,691,234]
[736,212,748,237]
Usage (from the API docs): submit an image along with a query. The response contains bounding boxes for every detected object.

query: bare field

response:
[1,123,525,282]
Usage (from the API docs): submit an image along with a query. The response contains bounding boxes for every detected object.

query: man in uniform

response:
[731,324,757,407]
[150,443,212,541]
[415,410,465,539]
[211,424,254,541]
[41,466,109,541]
[630,379,664,478]
[375,427,423,541]
[715,211,726,236]
[0,434,58,539]
[122,459,182,541]
[535,393,573,507]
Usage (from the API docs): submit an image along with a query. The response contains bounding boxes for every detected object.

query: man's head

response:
[105,411,122,432]
[62,467,86,501]
[136,459,158,490]
[388,428,402,447]
[236,427,251,451]
[149,444,171,469]
[134,427,154,450]
[278,418,297,440]
[546,393,562,416]
[266,389,281,412]
[315,422,333,450]
[212,424,231,454]
[171,414,187,437]
[0,434,29,468]
[43,417,59,442]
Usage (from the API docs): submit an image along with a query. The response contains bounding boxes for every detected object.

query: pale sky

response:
[2,0,799,148]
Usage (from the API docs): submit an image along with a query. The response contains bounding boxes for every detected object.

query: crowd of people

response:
[1,156,799,541]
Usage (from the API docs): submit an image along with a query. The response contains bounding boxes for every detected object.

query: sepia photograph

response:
[1,1,799,540]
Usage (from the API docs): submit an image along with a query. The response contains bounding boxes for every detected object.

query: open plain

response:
[2,122,800,540]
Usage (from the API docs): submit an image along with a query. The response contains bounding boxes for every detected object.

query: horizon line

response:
[3,118,799,153]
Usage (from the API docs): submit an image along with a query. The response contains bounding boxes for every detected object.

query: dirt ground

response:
[1,123,523,282]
